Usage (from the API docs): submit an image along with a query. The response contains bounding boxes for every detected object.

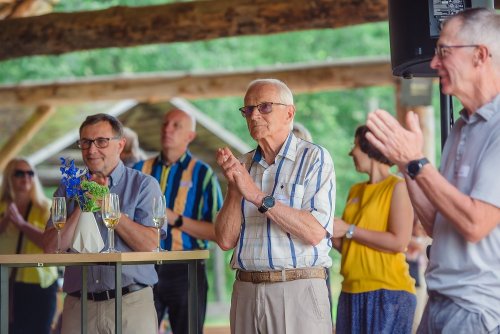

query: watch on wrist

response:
[345,224,355,239]
[406,157,430,180]
[173,215,183,228]
[258,195,275,213]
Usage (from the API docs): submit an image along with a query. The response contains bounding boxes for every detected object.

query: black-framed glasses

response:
[434,44,480,59]
[77,137,120,150]
[13,170,35,178]
[239,102,288,118]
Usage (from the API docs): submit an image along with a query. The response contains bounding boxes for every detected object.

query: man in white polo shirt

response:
[215,78,335,334]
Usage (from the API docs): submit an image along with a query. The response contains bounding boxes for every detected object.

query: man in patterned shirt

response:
[215,78,335,334]
[134,108,223,334]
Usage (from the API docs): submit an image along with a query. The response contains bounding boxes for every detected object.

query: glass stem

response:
[57,230,61,253]
[157,228,161,251]
[108,228,115,251]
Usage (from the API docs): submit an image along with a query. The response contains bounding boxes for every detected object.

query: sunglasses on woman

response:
[13,170,35,178]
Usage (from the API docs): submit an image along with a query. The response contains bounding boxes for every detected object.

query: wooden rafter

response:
[0,57,395,107]
[0,0,55,20]
[0,105,54,170]
[0,0,388,61]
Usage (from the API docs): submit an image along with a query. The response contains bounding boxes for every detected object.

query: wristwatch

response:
[406,157,430,180]
[345,224,355,239]
[258,195,275,213]
[173,215,183,228]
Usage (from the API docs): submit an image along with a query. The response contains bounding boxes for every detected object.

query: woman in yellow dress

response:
[333,126,416,333]
[0,158,58,334]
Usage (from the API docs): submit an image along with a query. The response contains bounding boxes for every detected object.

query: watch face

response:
[263,196,275,208]
[408,161,421,175]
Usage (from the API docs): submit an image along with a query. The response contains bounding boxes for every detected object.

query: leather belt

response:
[68,283,148,302]
[236,267,326,284]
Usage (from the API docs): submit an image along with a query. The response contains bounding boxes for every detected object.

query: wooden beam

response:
[0,105,54,171]
[0,0,54,20]
[0,57,396,107]
[0,0,388,60]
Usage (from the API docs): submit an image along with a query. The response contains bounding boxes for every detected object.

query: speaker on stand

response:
[388,0,494,147]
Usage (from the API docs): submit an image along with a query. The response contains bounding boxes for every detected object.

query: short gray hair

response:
[446,8,500,66]
[246,78,294,105]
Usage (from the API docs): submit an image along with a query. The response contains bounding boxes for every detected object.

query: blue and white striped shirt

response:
[231,133,335,271]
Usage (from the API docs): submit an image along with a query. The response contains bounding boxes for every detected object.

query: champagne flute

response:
[52,197,67,254]
[101,193,121,253]
[152,195,167,252]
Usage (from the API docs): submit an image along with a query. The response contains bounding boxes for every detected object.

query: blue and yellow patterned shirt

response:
[135,150,223,250]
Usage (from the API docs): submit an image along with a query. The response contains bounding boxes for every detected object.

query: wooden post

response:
[0,105,55,171]
[395,79,435,164]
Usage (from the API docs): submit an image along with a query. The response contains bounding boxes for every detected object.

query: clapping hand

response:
[366,109,425,167]
[216,147,259,201]
[6,203,27,229]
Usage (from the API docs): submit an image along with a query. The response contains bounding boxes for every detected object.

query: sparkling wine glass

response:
[101,193,121,253]
[52,197,67,253]
[152,195,167,252]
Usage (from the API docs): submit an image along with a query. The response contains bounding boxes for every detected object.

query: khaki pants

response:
[230,278,332,334]
[61,287,158,334]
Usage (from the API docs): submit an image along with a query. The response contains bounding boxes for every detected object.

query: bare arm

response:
[333,182,414,253]
[166,208,216,242]
[403,174,437,237]
[43,205,81,253]
[411,164,500,242]
[367,109,500,242]
[215,186,243,251]
[115,214,157,251]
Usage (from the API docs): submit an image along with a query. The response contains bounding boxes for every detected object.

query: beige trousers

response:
[61,287,158,334]
[230,278,332,334]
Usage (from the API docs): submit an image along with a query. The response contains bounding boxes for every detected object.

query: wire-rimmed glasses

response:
[51,197,67,254]
[101,193,121,253]
[239,102,288,118]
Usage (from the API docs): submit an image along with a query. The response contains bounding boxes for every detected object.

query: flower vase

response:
[71,211,104,253]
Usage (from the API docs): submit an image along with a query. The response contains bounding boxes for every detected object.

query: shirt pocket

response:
[274,183,305,209]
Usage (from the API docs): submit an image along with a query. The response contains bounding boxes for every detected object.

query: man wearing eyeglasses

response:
[43,113,163,334]
[366,8,500,334]
[134,108,223,334]
[215,78,335,333]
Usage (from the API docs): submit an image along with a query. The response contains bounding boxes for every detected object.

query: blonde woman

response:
[0,158,58,334]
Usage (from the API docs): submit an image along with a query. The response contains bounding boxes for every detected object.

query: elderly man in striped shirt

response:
[215,78,336,334]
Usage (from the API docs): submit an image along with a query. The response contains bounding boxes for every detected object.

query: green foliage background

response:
[0,0,447,322]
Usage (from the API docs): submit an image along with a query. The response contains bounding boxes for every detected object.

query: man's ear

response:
[187,131,196,144]
[117,137,126,154]
[287,105,296,122]
[475,45,490,65]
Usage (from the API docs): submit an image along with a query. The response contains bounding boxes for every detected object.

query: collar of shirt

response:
[252,132,297,167]
[108,161,125,189]
[460,93,500,123]
[157,150,191,169]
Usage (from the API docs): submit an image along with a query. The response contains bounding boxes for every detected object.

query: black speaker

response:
[388,0,494,78]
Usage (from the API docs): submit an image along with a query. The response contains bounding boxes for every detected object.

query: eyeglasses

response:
[434,44,486,59]
[13,170,35,178]
[239,102,288,118]
[77,137,120,150]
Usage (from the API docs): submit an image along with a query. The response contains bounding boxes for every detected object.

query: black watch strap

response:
[406,157,430,180]
[174,215,183,228]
